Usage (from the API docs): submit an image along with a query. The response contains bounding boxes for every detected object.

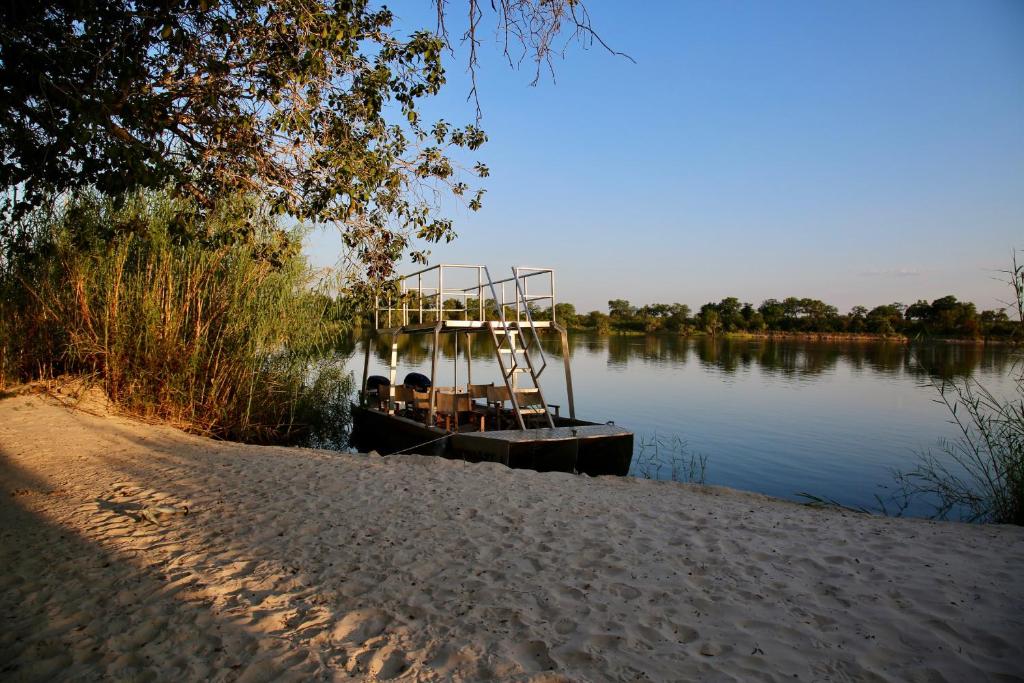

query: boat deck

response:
[351,404,634,476]
[454,424,630,443]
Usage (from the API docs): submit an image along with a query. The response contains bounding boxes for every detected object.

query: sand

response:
[1,392,1022,682]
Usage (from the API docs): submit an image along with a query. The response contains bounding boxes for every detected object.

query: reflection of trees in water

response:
[330,334,357,358]
[368,332,462,366]
[605,334,689,369]
[907,343,1007,381]
[364,331,563,370]
[694,337,762,373]
[348,331,1009,381]
[588,333,1007,380]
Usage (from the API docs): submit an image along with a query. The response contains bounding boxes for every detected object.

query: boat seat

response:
[468,383,493,401]
[385,385,415,413]
[514,388,546,413]
[486,385,512,430]
[466,383,494,431]
[411,389,431,413]
[435,391,475,432]
[514,389,550,428]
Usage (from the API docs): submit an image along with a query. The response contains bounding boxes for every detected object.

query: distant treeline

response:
[550,296,1020,339]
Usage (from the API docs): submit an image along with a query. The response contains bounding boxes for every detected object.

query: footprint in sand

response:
[331,608,391,646]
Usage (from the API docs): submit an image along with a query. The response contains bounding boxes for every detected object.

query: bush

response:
[1,190,352,443]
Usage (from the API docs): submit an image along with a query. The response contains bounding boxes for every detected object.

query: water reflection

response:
[358,331,1012,382]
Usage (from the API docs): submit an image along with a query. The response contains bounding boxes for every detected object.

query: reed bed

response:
[1,191,350,443]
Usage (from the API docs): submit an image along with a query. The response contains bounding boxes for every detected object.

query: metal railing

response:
[374,264,556,329]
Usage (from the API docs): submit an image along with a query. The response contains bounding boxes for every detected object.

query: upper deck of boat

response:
[373,263,561,334]
[375,319,555,335]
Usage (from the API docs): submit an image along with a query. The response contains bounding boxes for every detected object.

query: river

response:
[339,332,1021,519]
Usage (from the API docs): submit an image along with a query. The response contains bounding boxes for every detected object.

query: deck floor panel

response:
[454,424,631,443]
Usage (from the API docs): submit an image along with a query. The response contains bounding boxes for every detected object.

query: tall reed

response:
[1,190,350,443]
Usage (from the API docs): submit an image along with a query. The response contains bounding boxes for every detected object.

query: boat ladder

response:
[485,267,556,430]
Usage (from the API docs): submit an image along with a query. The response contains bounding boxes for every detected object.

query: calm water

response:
[339,332,1020,518]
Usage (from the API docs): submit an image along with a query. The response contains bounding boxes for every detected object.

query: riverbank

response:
[2,391,1023,681]
[564,328,1021,344]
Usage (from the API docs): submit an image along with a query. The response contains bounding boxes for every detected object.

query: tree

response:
[0,0,611,279]
[848,305,868,333]
[866,304,903,334]
[758,299,785,329]
[608,299,635,319]
[665,303,691,332]
[583,310,610,333]
[905,300,932,322]
[554,302,578,326]
[717,296,745,331]
[697,304,721,335]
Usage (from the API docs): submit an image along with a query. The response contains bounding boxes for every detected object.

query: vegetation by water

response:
[548,296,1020,340]
[891,376,1024,524]
[893,257,1024,524]
[0,190,351,443]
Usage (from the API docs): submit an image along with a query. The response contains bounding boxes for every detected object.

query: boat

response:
[351,264,634,476]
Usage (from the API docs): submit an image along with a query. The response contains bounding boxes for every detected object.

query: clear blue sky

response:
[305,0,1024,313]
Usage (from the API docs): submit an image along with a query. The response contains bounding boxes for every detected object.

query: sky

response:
[304,0,1024,313]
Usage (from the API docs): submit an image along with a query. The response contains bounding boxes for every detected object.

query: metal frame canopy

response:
[362,264,576,429]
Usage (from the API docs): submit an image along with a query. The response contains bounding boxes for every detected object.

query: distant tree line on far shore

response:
[545,295,1020,339]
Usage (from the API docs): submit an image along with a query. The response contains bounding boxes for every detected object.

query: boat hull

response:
[350,404,633,477]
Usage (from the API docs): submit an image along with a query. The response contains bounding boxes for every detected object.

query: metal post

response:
[454,330,458,389]
[401,279,407,325]
[466,332,473,385]
[477,267,484,321]
[551,271,556,324]
[428,322,441,426]
[439,267,444,322]
[515,268,521,322]
[555,323,575,420]
[388,331,399,415]
[418,274,422,324]
[361,333,372,407]
[524,270,529,321]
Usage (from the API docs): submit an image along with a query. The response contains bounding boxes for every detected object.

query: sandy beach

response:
[1,391,1022,682]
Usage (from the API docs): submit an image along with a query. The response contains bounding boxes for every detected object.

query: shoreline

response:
[562,329,1022,344]
[2,393,1023,680]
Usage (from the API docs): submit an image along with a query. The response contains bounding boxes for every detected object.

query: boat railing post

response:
[428,322,441,426]
[401,278,408,325]
[418,274,423,324]
[439,267,444,322]
[551,270,556,324]
[388,331,399,415]
[515,268,521,322]
[477,267,484,321]
[361,333,372,407]
[554,322,575,420]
